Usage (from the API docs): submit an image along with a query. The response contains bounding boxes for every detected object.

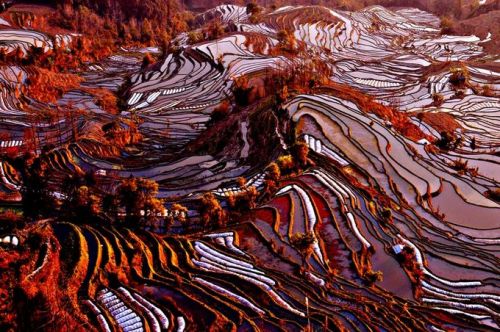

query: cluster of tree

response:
[82,87,119,114]
[199,192,227,228]
[113,176,164,225]
[16,152,181,229]
[448,158,478,176]
[0,37,102,72]
[19,153,58,220]
[203,19,226,42]
[51,4,187,50]
[59,0,185,25]
[227,180,259,213]
[102,120,143,147]
[276,142,314,175]
[263,60,332,103]
[261,142,313,198]
[165,203,189,230]
[186,16,229,46]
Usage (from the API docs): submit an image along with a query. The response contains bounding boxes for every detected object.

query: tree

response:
[102,193,119,219]
[169,203,188,230]
[246,2,262,15]
[481,85,494,97]
[66,186,101,223]
[449,66,469,88]
[232,76,254,106]
[246,2,262,23]
[199,192,225,228]
[228,186,259,212]
[487,188,500,202]
[277,155,294,173]
[141,18,153,44]
[20,154,57,220]
[187,30,203,44]
[266,162,281,182]
[142,53,155,69]
[381,207,392,222]
[290,232,316,265]
[236,177,246,188]
[436,131,457,150]
[291,142,310,167]
[209,100,231,123]
[440,16,455,34]
[431,93,444,107]
[60,171,103,223]
[117,177,163,226]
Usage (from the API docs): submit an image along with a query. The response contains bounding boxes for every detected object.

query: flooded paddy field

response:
[0,2,499,331]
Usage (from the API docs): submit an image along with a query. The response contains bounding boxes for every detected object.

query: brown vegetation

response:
[414,111,462,135]
[485,188,500,202]
[82,88,119,114]
[448,158,478,176]
[26,68,83,103]
[228,186,259,212]
[199,192,227,227]
[117,177,164,225]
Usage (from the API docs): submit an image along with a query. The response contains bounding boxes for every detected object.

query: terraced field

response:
[0,3,499,331]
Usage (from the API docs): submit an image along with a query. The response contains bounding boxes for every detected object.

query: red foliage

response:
[82,88,119,114]
[414,112,461,135]
[26,68,83,103]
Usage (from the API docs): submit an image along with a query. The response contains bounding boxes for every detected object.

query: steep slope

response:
[0,3,499,331]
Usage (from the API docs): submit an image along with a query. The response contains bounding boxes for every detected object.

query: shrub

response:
[449,66,469,88]
[141,53,155,69]
[210,100,231,123]
[232,76,254,106]
[187,30,203,44]
[266,162,281,182]
[440,16,455,34]
[432,93,444,107]
[486,188,500,202]
[363,270,383,285]
[290,232,315,260]
[199,192,226,227]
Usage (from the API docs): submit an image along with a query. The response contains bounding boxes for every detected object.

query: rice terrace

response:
[0,0,499,331]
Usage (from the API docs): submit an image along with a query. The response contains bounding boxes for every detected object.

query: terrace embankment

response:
[0,2,499,331]
[2,221,492,331]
